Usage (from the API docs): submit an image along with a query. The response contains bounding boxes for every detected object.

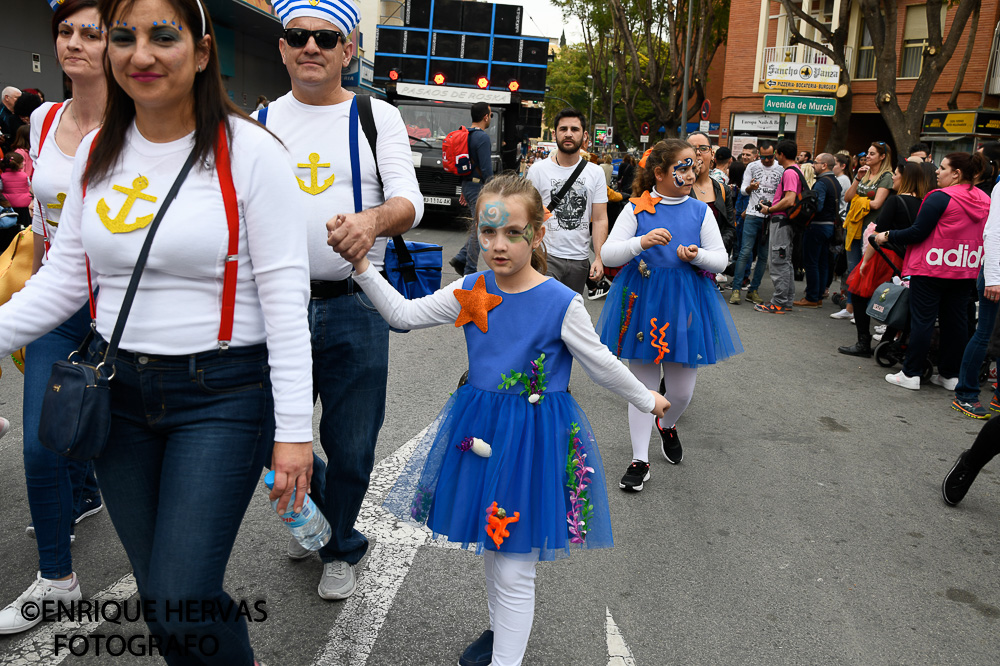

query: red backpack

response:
[442,126,472,176]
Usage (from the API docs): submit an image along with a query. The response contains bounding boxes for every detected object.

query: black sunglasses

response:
[284,28,344,49]
[760,154,775,160]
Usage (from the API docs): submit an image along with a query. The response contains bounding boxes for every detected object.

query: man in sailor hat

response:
[257,0,423,601]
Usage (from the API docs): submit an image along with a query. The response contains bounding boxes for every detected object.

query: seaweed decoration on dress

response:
[498,353,547,404]
[485,501,520,548]
[564,423,595,544]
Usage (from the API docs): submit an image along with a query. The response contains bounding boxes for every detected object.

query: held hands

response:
[677,244,699,262]
[269,442,314,515]
[327,210,378,264]
[650,391,671,418]
[640,228,672,250]
[329,213,372,273]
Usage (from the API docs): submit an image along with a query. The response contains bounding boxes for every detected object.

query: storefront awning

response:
[919,134,969,142]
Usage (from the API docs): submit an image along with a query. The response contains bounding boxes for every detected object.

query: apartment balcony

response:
[760,45,853,81]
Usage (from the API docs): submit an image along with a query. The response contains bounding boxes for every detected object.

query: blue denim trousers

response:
[729,214,768,293]
[454,180,484,276]
[308,287,389,565]
[903,276,974,379]
[91,340,273,666]
[955,268,1000,402]
[23,304,100,579]
[803,223,834,302]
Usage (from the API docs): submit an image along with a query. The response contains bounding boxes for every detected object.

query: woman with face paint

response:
[334,173,668,666]
[597,139,744,492]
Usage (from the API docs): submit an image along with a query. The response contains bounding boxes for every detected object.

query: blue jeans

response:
[308,287,389,565]
[955,268,1000,402]
[92,340,273,666]
[803,223,834,302]
[23,304,100,579]
[903,276,974,379]
[729,214,768,293]
[453,181,483,276]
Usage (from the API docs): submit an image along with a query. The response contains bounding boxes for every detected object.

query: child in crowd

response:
[0,152,31,250]
[597,139,743,491]
[336,172,668,666]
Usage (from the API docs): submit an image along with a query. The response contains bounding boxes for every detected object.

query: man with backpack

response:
[254,0,424,601]
[756,139,802,313]
[795,153,843,308]
[449,102,494,275]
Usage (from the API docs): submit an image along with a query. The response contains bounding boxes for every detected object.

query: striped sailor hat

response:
[272,0,361,36]
[47,0,64,9]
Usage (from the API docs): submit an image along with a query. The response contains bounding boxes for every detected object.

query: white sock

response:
[46,573,77,590]
[489,552,538,666]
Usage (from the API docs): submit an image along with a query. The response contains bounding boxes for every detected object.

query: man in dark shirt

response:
[795,153,843,307]
[0,86,22,153]
[449,102,495,275]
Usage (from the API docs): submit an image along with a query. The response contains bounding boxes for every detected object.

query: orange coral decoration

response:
[485,501,520,549]
[649,317,671,364]
[629,190,662,215]
[454,274,503,333]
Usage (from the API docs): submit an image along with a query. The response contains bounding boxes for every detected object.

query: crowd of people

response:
[1,1,999,665]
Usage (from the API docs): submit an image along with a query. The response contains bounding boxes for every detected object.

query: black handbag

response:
[38,148,198,461]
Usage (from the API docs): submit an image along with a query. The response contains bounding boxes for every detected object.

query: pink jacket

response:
[0,170,31,208]
[903,184,991,280]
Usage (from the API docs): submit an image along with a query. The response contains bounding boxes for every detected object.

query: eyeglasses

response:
[284,28,344,49]
[760,154,775,161]
[692,145,712,153]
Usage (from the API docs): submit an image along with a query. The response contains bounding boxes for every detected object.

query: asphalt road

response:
[2,216,999,665]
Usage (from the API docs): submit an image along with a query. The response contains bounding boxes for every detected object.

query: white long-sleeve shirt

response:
[984,183,1000,287]
[0,119,314,442]
[252,93,424,281]
[29,102,74,259]
[601,190,728,273]
[352,267,657,413]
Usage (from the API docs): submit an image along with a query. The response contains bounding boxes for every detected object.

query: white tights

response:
[483,550,538,666]
[627,361,698,462]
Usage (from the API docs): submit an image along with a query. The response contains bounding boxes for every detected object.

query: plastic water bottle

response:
[264,470,331,551]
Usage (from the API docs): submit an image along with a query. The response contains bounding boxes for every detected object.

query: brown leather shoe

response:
[793,298,822,308]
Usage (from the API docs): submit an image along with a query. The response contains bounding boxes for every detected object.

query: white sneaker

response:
[318,561,356,600]
[930,374,959,391]
[715,273,728,283]
[872,333,883,342]
[830,308,853,320]
[0,417,10,440]
[874,324,887,334]
[0,573,82,635]
[885,371,920,390]
[287,536,313,561]
[850,318,856,324]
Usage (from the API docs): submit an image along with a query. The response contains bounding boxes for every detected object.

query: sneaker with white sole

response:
[75,495,103,524]
[619,461,650,492]
[885,371,920,390]
[930,374,959,391]
[287,536,314,560]
[587,279,610,301]
[318,561,356,600]
[0,573,82,635]
[874,324,887,335]
[830,308,852,320]
[872,333,883,342]
[0,417,11,440]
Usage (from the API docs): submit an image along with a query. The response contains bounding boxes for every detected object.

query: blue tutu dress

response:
[384,272,613,561]
[596,197,743,365]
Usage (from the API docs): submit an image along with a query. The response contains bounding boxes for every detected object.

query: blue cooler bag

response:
[384,236,442,299]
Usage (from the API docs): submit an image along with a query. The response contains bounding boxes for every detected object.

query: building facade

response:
[720,0,1000,160]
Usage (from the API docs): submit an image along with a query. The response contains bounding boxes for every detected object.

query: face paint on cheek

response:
[672,158,693,187]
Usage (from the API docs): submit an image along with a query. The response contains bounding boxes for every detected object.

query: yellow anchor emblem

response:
[96,176,158,233]
[296,153,336,196]
[309,0,320,5]
[45,193,67,227]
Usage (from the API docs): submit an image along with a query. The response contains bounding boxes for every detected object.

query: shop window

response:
[855,24,875,79]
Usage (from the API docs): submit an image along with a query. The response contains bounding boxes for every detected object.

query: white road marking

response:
[1,573,137,666]
[606,607,637,666]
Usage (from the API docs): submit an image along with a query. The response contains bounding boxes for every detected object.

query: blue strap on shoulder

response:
[257,106,268,126]
[349,97,362,214]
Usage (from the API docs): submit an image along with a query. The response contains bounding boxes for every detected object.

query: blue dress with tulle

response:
[384,271,613,561]
[596,197,743,365]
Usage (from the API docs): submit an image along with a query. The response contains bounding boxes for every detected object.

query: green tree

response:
[542,44,593,130]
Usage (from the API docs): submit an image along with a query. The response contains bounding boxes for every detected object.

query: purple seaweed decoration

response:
[564,423,595,544]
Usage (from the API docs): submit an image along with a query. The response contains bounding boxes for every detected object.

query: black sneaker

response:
[587,278,610,301]
[657,419,683,464]
[75,495,104,524]
[619,461,650,492]
[449,257,466,276]
[942,449,982,506]
[459,629,494,666]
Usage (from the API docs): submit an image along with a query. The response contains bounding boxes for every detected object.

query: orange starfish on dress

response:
[629,190,662,215]
[454,274,503,333]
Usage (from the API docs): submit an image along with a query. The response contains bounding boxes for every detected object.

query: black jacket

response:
[812,173,843,223]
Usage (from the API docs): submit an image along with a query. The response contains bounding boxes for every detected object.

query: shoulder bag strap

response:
[37,102,63,155]
[214,124,239,348]
[100,146,199,367]
[548,158,587,211]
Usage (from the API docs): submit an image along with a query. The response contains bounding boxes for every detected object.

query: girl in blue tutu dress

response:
[341,173,668,666]
[597,139,743,492]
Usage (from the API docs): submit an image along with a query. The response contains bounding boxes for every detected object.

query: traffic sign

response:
[640,122,650,136]
[640,134,650,144]
[763,62,840,93]
[763,95,837,117]
[700,99,711,121]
